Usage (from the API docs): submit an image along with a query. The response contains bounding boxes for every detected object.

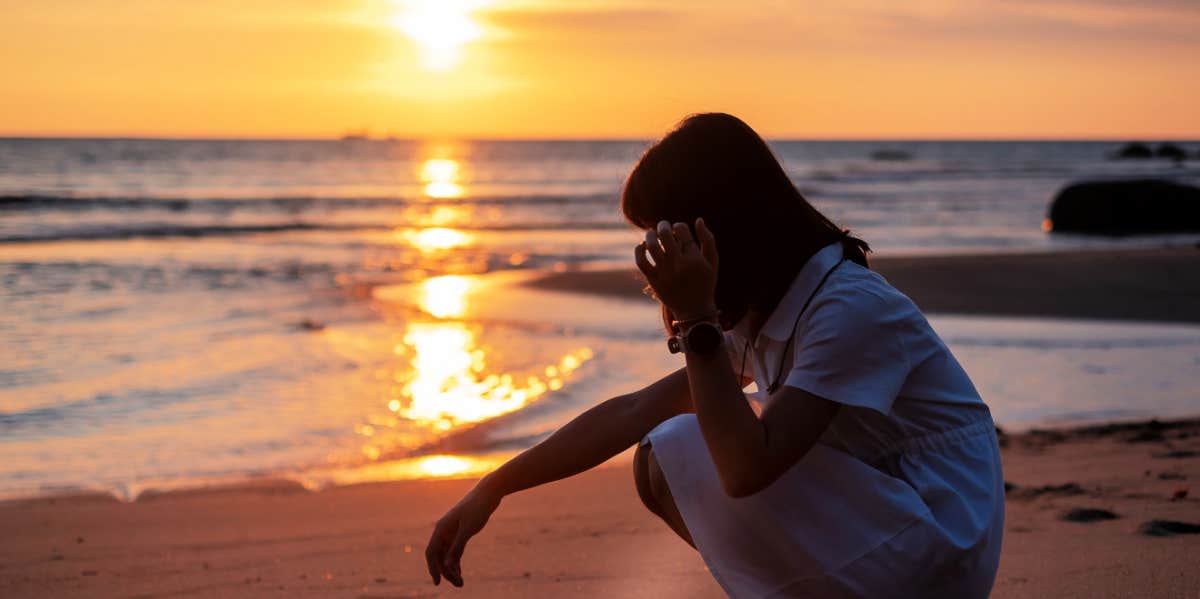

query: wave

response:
[1,222,364,243]
[0,192,615,213]
[0,221,630,243]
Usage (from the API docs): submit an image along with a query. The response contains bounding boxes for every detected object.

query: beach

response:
[4,246,1200,597]
[2,417,1198,598]
[5,0,1200,593]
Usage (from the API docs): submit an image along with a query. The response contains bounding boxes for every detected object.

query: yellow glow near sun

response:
[393,0,483,71]
[419,157,466,198]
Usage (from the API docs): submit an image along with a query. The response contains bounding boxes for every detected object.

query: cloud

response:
[867,0,1200,44]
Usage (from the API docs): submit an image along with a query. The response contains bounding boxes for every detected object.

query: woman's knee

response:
[633,442,662,516]
[634,442,696,547]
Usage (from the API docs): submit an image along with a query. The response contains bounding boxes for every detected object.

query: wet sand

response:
[526,246,1200,323]
[2,419,1198,598]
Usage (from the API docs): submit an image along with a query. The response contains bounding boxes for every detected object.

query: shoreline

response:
[3,416,1197,506]
[525,246,1200,323]
[2,417,1198,598]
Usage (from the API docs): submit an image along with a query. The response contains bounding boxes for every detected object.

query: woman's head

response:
[621,113,869,328]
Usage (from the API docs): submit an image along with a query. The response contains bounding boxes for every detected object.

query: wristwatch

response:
[667,321,724,356]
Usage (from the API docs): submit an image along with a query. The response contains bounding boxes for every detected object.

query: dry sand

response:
[2,419,1198,598]
[4,247,1200,598]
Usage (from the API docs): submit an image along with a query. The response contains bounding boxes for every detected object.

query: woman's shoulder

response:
[814,261,920,322]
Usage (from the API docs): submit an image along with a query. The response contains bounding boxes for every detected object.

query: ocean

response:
[2,138,1199,500]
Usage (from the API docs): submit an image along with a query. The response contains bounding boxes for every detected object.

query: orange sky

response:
[2,0,1198,139]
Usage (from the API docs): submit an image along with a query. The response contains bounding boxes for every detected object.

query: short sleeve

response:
[782,293,910,414]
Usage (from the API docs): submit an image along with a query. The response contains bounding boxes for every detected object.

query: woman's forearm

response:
[476,368,690,498]
[683,348,771,496]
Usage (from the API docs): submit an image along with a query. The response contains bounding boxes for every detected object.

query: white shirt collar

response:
[755,241,845,342]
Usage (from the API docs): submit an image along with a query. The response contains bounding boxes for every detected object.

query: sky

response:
[1,0,1198,139]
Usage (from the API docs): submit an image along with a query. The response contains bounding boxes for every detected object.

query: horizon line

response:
[2,134,1199,143]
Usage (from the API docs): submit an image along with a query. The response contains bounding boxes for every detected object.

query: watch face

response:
[687,322,723,355]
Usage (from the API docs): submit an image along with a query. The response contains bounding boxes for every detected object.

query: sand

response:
[1,419,1198,598]
[525,246,1200,323]
[4,247,1200,597]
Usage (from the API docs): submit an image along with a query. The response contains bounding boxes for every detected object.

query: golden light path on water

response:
[344,198,594,479]
[397,226,472,252]
[420,158,466,198]
[395,274,593,433]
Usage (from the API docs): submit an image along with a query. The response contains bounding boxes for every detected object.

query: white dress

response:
[645,242,1005,598]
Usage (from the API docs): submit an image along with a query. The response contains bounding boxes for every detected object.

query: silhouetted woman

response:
[426,113,1005,598]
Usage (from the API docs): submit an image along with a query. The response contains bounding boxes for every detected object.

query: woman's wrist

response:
[671,302,719,323]
[474,472,508,500]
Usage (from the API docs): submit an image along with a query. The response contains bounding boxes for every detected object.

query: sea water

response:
[2,138,1199,500]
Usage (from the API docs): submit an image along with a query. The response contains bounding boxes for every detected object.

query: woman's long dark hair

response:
[621,113,870,331]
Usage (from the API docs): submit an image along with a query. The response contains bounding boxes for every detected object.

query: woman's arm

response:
[637,219,838,498]
[684,344,839,498]
[425,367,692,587]
[481,367,691,496]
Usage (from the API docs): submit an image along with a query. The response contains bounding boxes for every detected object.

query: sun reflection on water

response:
[395,321,593,431]
[321,453,499,485]
[420,157,465,198]
[415,454,475,477]
[399,227,473,253]
[419,275,471,318]
[358,272,594,463]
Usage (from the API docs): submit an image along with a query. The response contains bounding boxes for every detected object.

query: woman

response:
[425,113,1005,598]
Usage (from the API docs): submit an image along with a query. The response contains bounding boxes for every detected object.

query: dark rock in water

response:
[1045,179,1200,235]
[870,149,912,161]
[1139,520,1200,536]
[1061,508,1119,523]
[1155,143,1188,161]
[1114,142,1153,159]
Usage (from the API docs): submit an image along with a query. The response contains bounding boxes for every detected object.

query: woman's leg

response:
[633,442,695,548]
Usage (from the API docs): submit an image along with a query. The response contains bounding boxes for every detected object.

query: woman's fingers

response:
[672,222,696,254]
[656,220,680,256]
[443,529,472,587]
[639,219,711,280]
[634,243,656,279]
[695,218,718,267]
[425,525,446,585]
[643,230,665,264]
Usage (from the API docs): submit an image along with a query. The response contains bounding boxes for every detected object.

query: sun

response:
[392,0,483,71]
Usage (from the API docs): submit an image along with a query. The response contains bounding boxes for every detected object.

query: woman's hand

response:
[425,484,502,587]
[635,218,720,322]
